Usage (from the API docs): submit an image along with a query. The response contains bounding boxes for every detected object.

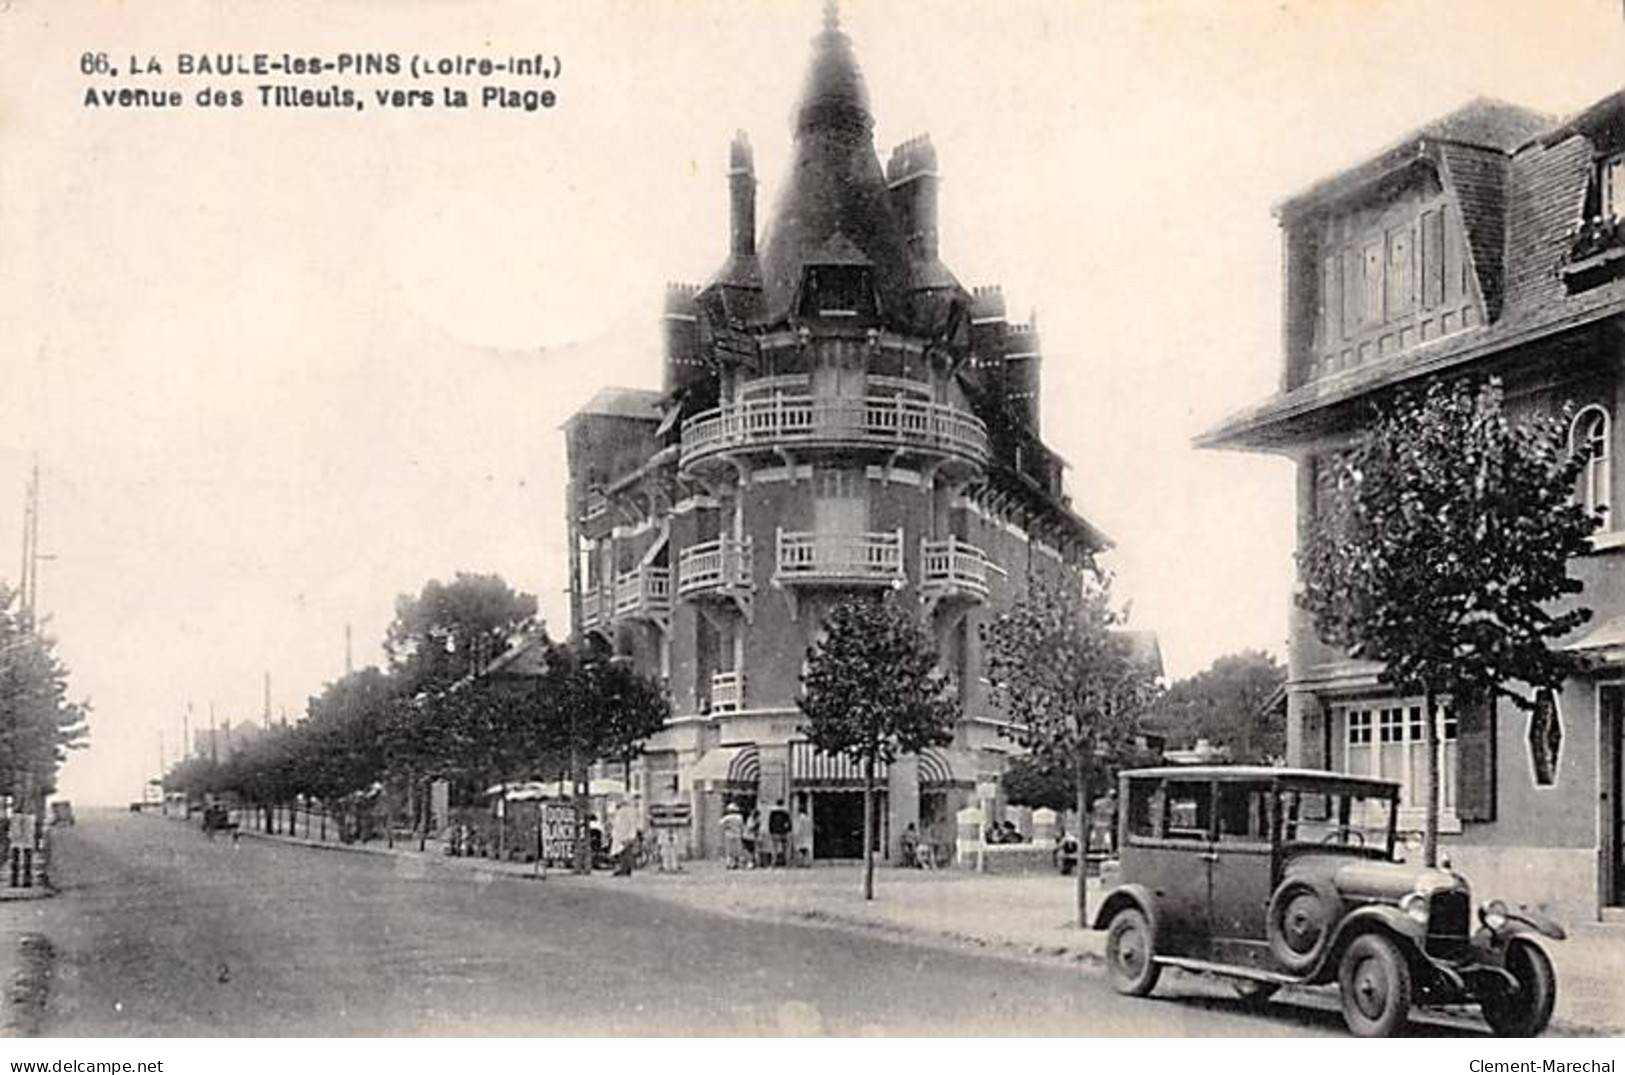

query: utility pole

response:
[263,672,271,729]
[17,458,50,627]
[208,701,218,763]
[345,623,353,676]
[183,702,192,763]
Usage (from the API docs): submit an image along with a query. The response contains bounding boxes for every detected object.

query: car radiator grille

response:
[1425,890,1471,958]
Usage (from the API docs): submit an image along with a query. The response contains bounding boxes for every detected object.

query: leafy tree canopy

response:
[1299,377,1596,710]
[0,584,89,801]
[384,573,538,695]
[1148,650,1286,763]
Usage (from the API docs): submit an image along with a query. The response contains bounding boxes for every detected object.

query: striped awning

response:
[791,741,889,785]
[726,746,760,786]
[918,748,963,788]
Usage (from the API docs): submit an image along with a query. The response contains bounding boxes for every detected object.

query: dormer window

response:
[800,265,876,319]
[1602,154,1625,224]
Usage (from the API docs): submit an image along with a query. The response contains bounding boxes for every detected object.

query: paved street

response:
[0,809,1389,1037]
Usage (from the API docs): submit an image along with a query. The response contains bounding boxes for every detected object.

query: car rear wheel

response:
[1337,933,1412,1037]
[1105,907,1161,996]
[1481,939,1556,1037]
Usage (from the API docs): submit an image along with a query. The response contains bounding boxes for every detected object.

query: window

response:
[1571,405,1611,526]
[1161,780,1212,841]
[1340,699,1458,823]
[1217,784,1271,844]
[1603,155,1625,224]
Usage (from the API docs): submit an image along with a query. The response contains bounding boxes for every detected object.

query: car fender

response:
[1486,903,1567,944]
[1309,904,1427,982]
[1092,883,1160,942]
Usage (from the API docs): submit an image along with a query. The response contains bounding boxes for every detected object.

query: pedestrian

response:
[767,799,791,867]
[611,795,640,877]
[743,807,761,869]
[1056,826,1080,876]
[720,802,744,869]
[899,822,920,868]
[792,802,813,867]
[657,822,681,872]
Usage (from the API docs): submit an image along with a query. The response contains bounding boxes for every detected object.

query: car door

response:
[1123,778,1214,957]
[1208,781,1276,969]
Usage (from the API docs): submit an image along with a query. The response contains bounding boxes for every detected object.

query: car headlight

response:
[1399,891,1429,926]
[1479,898,1509,932]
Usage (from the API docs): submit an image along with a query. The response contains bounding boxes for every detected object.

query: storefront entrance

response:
[812,791,885,859]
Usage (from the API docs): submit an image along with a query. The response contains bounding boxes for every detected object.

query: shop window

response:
[1528,688,1562,788]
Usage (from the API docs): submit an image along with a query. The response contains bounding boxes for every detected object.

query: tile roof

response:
[1201,89,1625,451]
[572,386,664,422]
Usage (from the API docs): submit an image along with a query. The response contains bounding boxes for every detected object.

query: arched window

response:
[1571,405,1612,525]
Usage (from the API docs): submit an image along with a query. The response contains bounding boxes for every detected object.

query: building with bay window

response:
[1201,92,1625,923]
[562,8,1107,864]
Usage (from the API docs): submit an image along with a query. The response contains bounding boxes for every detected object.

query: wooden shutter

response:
[1456,694,1497,822]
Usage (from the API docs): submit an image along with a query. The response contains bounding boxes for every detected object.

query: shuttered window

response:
[1338,695,1491,827]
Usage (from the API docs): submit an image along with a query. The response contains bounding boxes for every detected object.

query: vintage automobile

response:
[1092,766,1564,1037]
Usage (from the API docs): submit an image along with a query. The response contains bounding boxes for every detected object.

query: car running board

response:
[1153,956,1301,986]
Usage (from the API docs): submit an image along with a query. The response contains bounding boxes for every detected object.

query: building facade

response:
[563,9,1104,863]
[1202,93,1625,923]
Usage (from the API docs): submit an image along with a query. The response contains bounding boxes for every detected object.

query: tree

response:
[525,637,669,873]
[1299,377,1597,867]
[384,573,539,695]
[1149,650,1286,764]
[981,578,1159,927]
[0,585,89,811]
[798,597,958,901]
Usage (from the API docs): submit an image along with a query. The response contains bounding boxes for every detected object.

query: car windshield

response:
[1279,787,1393,854]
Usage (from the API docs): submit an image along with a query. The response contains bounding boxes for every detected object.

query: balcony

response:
[919,537,990,613]
[677,537,753,595]
[582,489,607,521]
[613,565,672,628]
[680,394,989,475]
[774,529,905,611]
[677,537,754,621]
[579,587,607,632]
[710,671,744,713]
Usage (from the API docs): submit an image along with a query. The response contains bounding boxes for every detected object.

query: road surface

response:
[13,809,1457,1036]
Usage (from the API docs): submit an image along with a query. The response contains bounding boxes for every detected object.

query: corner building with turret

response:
[563,9,1105,863]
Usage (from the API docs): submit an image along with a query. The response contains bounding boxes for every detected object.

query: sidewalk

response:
[216,816,1625,1035]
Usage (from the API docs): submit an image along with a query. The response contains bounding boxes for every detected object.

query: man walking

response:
[611,795,640,877]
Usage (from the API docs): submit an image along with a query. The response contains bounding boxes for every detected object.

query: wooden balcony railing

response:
[681,394,989,471]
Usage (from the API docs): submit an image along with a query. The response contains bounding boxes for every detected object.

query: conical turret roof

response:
[758,3,911,321]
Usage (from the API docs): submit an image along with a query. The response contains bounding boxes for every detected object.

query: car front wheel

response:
[1337,933,1412,1037]
[1105,907,1161,997]
[1481,939,1556,1037]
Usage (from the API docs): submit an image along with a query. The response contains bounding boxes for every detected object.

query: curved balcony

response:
[677,537,754,597]
[919,537,989,613]
[680,394,989,475]
[613,565,671,628]
[774,528,905,591]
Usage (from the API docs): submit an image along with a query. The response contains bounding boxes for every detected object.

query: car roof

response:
[1121,765,1399,794]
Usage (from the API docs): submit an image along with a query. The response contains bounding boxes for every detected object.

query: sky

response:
[3,0,1624,805]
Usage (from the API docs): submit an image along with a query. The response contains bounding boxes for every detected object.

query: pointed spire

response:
[796,0,870,136]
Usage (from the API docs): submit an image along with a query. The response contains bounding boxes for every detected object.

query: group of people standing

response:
[719,799,807,869]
